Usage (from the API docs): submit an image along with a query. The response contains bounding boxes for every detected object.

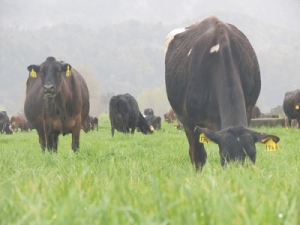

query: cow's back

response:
[165,16,260,130]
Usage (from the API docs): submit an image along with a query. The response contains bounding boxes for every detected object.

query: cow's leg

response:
[297,118,300,129]
[53,131,60,153]
[185,127,207,171]
[36,127,46,152]
[71,119,81,152]
[46,132,54,151]
[111,127,115,137]
[131,127,135,134]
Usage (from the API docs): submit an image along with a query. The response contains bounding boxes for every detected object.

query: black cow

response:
[109,93,153,137]
[83,115,98,132]
[283,89,300,128]
[145,115,161,130]
[0,111,13,134]
[24,57,90,152]
[165,16,280,169]
[251,106,261,119]
[144,108,154,116]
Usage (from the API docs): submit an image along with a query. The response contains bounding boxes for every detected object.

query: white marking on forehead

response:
[165,28,186,54]
[210,44,220,53]
[188,48,192,56]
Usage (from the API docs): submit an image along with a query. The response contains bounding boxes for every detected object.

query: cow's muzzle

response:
[43,85,56,98]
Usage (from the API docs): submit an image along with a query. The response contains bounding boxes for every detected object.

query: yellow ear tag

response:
[295,105,300,110]
[30,69,37,78]
[66,65,71,77]
[265,138,279,151]
[199,133,210,144]
[150,126,154,131]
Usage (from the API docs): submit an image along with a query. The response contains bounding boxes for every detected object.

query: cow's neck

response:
[214,72,248,129]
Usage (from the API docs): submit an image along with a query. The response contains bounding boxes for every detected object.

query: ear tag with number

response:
[265,138,279,152]
[30,69,37,78]
[199,133,210,144]
[295,105,300,110]
[66,65,72,77]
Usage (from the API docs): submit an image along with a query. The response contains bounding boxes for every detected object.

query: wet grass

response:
[0,116,299,225]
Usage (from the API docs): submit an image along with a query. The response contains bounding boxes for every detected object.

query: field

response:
[0,114,299,225]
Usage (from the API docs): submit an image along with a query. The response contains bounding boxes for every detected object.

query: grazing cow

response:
[164,108,177,123]
[144,108,154,116]
[165,16,280,169]
[145,115,161,130]
[24,56,90,152]
[251,106,261,119]
[10,115,30,132]
[0,111,13,134]
[283,89,300,128]
[82,115,98,132]
[109,93,153,137]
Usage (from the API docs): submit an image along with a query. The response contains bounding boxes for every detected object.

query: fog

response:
[1,0,300,116]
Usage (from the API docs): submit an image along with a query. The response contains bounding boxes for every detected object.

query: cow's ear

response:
[27,65,40,78]
[61,63,72,77]
[194,126,221,144]
[248,130,280,144]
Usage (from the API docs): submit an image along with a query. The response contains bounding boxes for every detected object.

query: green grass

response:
[0,116,299,225]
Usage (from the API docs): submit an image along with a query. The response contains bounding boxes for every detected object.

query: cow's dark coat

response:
[0,111,13,134]
[109,93,153,137]
[165,16,279,169]
[144,108,154,116]
[283,89,300,128]
[251,106,261,119]
[145,115,161,130]
[83,115,98,132]
[24,57,90,152]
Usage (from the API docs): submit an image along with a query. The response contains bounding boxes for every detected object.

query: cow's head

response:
[27,57,72,98]
[195,125,280,166]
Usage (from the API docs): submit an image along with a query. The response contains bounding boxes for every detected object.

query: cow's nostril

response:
[43,85,55,93]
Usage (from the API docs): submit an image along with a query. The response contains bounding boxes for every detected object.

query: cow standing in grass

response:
[24,57,90,152]
[283,89,300,128]
[165,16,280,169]
[109,93,153,137]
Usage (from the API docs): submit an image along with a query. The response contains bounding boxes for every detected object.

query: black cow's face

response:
[195,126,280,166]
[27,57,72,98]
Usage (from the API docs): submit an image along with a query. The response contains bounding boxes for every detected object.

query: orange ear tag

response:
[66,65,72,77]
[199,133,210,144]
[30,69,37,78]
[265,138,279,152]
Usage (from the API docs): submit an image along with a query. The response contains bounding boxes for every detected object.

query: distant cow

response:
[283,89,300,128]
[165,16,280,169]
[145,115,161,130]
[10,115,30,132]
[83,115,98,132]
[24,56,90,152]
[144,108,154,116]
[109,93,153,137]
[164,108,177,123]
[0,111,13,134]
[251,106,261,119]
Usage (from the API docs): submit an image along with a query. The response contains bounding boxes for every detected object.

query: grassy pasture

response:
[0,115,299,225]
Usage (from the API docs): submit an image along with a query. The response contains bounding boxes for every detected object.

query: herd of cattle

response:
[2,15,300,169]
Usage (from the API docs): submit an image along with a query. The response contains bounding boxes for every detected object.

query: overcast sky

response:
[1,0,299,31]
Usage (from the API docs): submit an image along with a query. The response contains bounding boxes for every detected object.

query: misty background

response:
[1,0,300,118]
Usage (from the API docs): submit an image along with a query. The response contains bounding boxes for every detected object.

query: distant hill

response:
[0,11,299,115]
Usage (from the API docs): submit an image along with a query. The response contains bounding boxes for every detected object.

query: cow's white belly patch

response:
[210,44,220,53]
[165,28,186,54]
